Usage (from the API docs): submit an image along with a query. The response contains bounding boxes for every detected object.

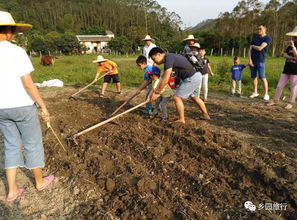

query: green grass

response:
[31,54,289,96]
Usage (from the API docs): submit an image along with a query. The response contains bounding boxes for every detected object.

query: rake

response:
[69,73,108,99]
[71,100,149,145]
[47,122,66,151]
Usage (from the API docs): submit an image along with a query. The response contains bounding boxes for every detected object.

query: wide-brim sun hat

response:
[190,43,200,48]
[0,11,32,33]
[184,34,197,41]
[143,35,153,41]
[92,55,107,63]
[286,26,297,37]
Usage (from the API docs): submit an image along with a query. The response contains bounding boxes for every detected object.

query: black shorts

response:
[103,74,120,83]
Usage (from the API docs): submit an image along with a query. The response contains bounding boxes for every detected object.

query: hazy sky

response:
[156,0,271,28]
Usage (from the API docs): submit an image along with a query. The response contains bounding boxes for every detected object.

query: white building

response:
[76,31,114,54]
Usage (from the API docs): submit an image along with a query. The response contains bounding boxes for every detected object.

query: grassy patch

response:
[31,54,289,96]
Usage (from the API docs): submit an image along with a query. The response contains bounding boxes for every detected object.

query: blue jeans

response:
[176,72,202,99]
[0,104,44,169]
[250,62,266,79]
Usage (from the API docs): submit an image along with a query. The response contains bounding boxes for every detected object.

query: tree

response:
[109,36,133,54]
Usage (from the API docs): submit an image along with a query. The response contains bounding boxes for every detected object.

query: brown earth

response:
[0,86,297,220]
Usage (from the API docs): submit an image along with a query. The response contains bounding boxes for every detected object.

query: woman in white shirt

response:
[0,11,54,201]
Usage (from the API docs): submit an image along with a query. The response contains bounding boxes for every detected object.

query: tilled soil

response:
[1,86,297,220]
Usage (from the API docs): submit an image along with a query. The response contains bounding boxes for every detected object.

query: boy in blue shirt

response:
[135,55,161,118]
[231,57,246,97]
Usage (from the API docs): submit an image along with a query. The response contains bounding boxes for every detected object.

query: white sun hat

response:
[184,34,197,41]
[0,11,32,33]
[143,35,153,41]
[92,55,107,63]
[286,26,297,37]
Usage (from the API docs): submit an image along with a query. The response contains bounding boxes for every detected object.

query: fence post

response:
[220,48,223,57]
[231,48,234,57]
[210,48,213,56]
[272,47,275,57]
[243,48,246,58]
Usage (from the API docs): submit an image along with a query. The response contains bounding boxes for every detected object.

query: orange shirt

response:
[97,60,118,75]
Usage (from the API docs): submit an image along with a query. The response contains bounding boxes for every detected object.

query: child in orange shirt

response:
[93,55,121,97]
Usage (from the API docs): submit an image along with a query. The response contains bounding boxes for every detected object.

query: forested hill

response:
[0,0,183,51]
[188,19,216,32]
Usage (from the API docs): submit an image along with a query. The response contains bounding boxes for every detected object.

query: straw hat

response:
[0,11,32,33]
[286,26,297,37]
[143,35,153,41]
[92,55,107,63]
[190,43,200,48]
[184,34,197,41]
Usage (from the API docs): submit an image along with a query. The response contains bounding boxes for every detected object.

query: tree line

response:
[1,0,296,55]
[0,0,184,54]
[192,0,297,57]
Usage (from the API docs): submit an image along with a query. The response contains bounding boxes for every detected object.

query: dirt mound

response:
[1,87,297,219]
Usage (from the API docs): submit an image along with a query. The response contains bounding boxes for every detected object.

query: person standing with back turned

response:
[0,11,54,201]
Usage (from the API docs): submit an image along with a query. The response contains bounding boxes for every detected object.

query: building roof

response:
[105,30,114,35]
[76,35,112,42]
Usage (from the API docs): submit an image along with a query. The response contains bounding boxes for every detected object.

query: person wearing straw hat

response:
[0,11,54,201]
[267,26,297,109]
[93,55,121,97]
[183,34,198,55]
[143,35,156,66]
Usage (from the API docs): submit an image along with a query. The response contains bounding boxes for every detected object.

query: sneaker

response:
[117,91,123,95]
[250,93,259,98]
[230,93,235,97]
[263,94,270,101]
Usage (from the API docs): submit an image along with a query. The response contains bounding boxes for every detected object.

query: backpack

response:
[184,52,205,72]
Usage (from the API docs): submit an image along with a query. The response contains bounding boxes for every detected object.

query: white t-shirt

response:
[143,43,156,66]
[0,41,35,109]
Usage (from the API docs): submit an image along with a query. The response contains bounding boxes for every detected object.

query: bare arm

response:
[95,72,101,80]
[248,46,254,67]
[207,64,214,75]
[251,42,268,51]
[289,41,297,58]
[21,74,50,122]
[284,52,294,60]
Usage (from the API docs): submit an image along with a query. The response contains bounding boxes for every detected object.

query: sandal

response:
[6,188,25,201]
[284,104,293,110]
[37,175,55,191]
[99,93,105,98]
[198,116,211,121]
[267,101,276,106]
